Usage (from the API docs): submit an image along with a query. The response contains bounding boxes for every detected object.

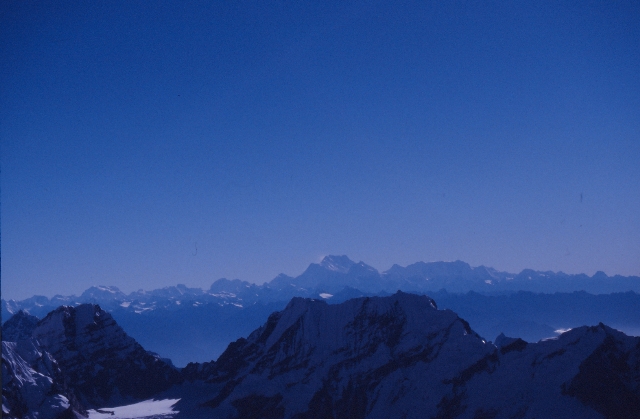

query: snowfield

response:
[87,399,180,419]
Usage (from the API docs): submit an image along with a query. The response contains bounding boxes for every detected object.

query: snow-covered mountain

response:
[2,310,39,341]
[4,293,640,418]
[172,292,640,418]
[3,256,640,366]
[6,256,640,321]
[31,304,183,408]
[2,339,84,419]
[2,303,183,419]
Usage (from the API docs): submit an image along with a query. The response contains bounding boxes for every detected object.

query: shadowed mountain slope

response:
[4,293,640,418]
[173,292,640,419]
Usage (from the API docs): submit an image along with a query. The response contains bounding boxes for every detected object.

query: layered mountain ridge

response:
[5,256,640,321]
[4,256,640,367]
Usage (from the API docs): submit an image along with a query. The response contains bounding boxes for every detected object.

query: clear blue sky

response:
[2,1,639,300]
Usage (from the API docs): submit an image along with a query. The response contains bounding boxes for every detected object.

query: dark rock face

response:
[173,292,640,419]
[31,304,183,408]
[564,330,640,419]
[231,393,285,419]
[3,304,185,417]
[2,310,40,341]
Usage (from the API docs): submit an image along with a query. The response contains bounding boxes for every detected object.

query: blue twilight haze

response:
[1,1,639,300]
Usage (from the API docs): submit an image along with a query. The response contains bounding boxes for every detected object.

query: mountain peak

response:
[319,255,356,273]
[592,271,609,280]
[80,285,126,301]
[32,304,181,407]
[177,292,640,418]
[2,310,39,341]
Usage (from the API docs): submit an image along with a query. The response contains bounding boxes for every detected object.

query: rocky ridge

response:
[5,256,640,323]
[4,256,640,367]
[2,304,182,419]
[2,310,40,342]
[4,291,640,418]
[31,304,183,408]
[173,292,640,419]
[2,339,83,419]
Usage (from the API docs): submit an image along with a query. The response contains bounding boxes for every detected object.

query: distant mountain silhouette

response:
[3,256,640,366]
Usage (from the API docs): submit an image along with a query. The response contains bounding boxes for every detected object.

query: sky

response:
[1,1,639,300]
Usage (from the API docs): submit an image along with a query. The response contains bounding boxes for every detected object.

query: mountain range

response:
[5,256,640,316]
[3,292,640,418]
[3,256,640,366]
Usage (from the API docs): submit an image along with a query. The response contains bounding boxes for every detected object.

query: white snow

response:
[134,307,153,314]
[209,291,236,298]
[120,302,131,308]
[319,293,333,299]
[87,398,180,419]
